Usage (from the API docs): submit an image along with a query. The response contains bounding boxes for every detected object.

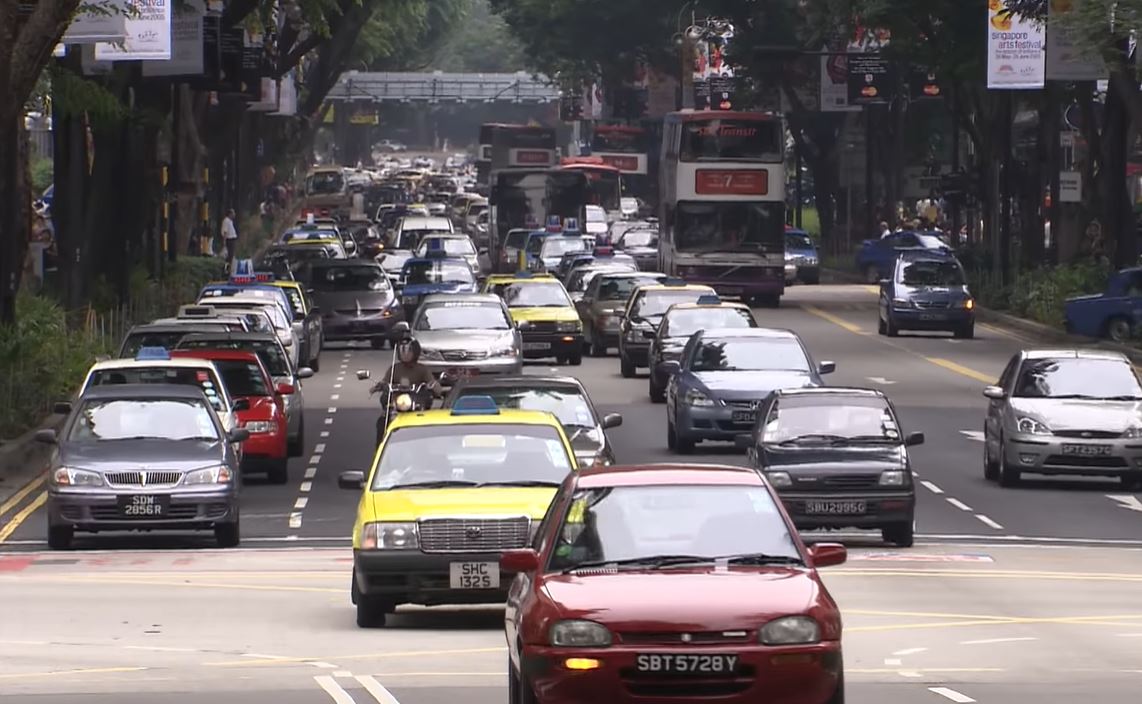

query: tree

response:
[429,0,525,73]
[0,0,84,324]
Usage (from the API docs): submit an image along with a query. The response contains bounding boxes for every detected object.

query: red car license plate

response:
[635,653,739,674]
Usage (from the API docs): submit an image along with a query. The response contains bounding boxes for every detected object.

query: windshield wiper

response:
[475,480,561,488]
[835,435,897,445]
[388,480,479,490]
[562,554,713,573]
[716,553,805,566]
[776,433,849,445]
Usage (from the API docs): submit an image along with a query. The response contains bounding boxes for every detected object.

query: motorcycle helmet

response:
[396,337,421,364]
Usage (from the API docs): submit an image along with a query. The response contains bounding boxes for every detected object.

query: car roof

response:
[666,301,751,312]
[1022,348,1130,361]
[420,292,502,305]
[78,383,209,401]
[90,358,218,370]
[898,249,957,262]
[774,387,886,399]
[576,462,764,488]
[636,283,716,293]
[178,331,280,343]
[388,408,565,431]
[306,258,380,267]
[597,271,666,280]
[171,349,262,364]
[697,327,799,340]
[406,256,470,266]
[287,238,340,246]
[126,322,228,334]
[452,375,585,391]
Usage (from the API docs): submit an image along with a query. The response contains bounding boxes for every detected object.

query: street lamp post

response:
[674,1,700,110]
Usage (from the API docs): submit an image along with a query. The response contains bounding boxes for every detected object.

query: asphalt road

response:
[2,283,1142,704]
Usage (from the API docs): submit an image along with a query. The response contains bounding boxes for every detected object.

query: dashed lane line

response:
[884,658,902,666]
[327,407,338,414]
[929,687,976,703]
[975,515,1004,530]
[803,305,867,335]
[324,418,334,425]
[315,443,327,453]
[893,647,929,656]
[300,481,313,493]
[920,481,944,495]
[947,498,973,512]
[304,467,318,480]
[320,431,330,438]
[315,675,357,704]
[357,674,402,703]
[331,394,340,401]
[294,498,308,510]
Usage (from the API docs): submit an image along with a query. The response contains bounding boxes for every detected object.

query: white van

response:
[393,216,454,250]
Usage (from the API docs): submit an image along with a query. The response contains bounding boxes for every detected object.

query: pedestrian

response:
[221,208,239,267]
[260,200,274,238]
[879,221,891,239]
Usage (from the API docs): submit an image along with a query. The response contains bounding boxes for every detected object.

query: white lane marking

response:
[1107,494,1142,513]
[884,658,902,666]
[946,339,961,345]
[288,513,302,529]
[898,670,922,678]
[304,467,318,480]
[946,498,973,512]
[893,647,928,656]
[356,675,401,703]
[342,353,351,358]
[320,431,330,438]
[309,454,322,465]
[315,675,356,704]
[313,662,339,669]
[324,418,334,425]
[243,653,291,659]
[920,481,944,495]
[294,497,308,510]
[961,636,1036,645]
[959,430,985,442]
[327,407,338,414]
[336,377,345,383]
[929,686,976,703]
[866,376,896,385]
[331,394,340,401]
[315,443,327,453]
[911,471,920,477]
[300,481,313,493]
[334,384,342,389]
[975,514,1004,530]
[1116,633,1142,637]
[284,535,299,541]
[333,671,353,678]
[125,645,200,653]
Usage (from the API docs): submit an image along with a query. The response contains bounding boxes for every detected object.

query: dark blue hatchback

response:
[878,252,975,338]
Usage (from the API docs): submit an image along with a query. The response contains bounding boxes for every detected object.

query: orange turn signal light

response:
[564,658,601,670]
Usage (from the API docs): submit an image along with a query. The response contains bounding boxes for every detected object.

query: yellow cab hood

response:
[509,307,579,323]
[370,486,557,522]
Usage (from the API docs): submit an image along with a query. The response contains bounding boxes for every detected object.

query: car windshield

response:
[87,367,226,411]
[900,260,965,286]
[619,229,657,248]
[416,302,511,330]
[1013,358,1142,399]
[213,359,270,397]
[310,264,390,292]
[633,290,710,318]
[214,303,288,331]
[765,397,900,443]
[372,424,573,490]
[501,282,571,308]
[68,399,220,442]
[457,387,595,428]
[787,233,814,250]
[286,246,335,263]
[505,230,530,248]
[569,267,626,293]
[541,238,588,258]
[418,238,475,257]
[665,308,754,338]
[692,338,811,373]
[379,251,412,270]
[404,261,474,285]
[547,485,799,572]
[597,275,666,301]
[178,339,290,377]
[307,171,344,195]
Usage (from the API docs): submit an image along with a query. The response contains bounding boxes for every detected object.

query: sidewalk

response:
[0,413,64,530]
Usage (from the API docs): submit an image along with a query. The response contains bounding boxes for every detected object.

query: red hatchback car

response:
[171,349,293,483]
[501,463,847,704]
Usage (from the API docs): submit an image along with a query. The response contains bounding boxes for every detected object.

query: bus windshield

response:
[592,127,649,153]
[493,171,588,239]
[675,202,785,254]
[680,119,783,162]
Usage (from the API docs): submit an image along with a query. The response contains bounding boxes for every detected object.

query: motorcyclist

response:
[376,337,442,395]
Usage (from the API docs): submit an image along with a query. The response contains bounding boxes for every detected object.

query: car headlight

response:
[244,420,278,434]
[1016,417,1051,435]
[549,620,613,647]
[361,522,419,550]
[1123,425,1142,439]
[420,348,444,361]
[556,321,581,333]
[765,471,793,488]
[52,467,104,487]
[892,298,913,308]
[956,298,975,310]
[804,256,818,265]
[683,388,716,407]
[489,345,518,357]
[878,470,906,486]
[184,466,234,485]
[760,616,820,645]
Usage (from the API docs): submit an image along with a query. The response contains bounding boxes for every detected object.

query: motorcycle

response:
[356,372,433,446]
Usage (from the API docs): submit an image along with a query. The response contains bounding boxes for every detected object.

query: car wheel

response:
[826,665,845,704]
[355,595,392,628]
[47,523,73,550]
[1107,316,1132,342]
[267,459,289,485]
[983,434,999,481]
[620,353,636,378]
[753,293,780,308]
[954,322,975,339]
[882,521,914,548]
[310,349,321,373]
[1120,471,1142,490]
[998,436,1021,487]
[649,375,665,403]
[214,513,240,548]
[667,419,678,450]
[288,419,305,457]
[673,423,695,454]
[885,314,899,337]
[508,654,538,704]
[568,352,583,366]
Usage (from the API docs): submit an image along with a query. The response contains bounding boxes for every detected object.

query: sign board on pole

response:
[95,0,172,61]
[1045,0,1106,81]
[62,0,130,44]
[1059,171,1082,202]
[142,0,204,77]
[846,54,895,105]
[820,52,860,112]
[986,1,1046,89]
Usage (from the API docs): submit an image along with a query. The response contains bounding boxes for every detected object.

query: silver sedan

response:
[411,293,523,385]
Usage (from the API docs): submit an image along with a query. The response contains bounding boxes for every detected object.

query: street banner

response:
[142,0,204,77]
[986,0,1046,89]
[62,0,130,44]
[1045,0,1106,81]
[846,53,895,104]
[820,52,860,112]
[95,0,172,61]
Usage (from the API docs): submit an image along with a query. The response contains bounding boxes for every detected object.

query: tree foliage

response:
[429,0,526,73]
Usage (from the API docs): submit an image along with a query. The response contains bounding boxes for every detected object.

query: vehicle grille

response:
[104,471,183,487]
[441,349,489,362]
[417,517,530,553]
[1044,455,1128,468]
[726,400,763,409]
[914,300,951,309]
[335,308,384,316]
[522,321,558,333]
[88,505,218,521]
[619,631,753,646]
[1053,430,1123,439]
[822,474,881,489]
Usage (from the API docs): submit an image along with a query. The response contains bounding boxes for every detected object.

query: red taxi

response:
[171,349,293,484]
[501,463,846,704]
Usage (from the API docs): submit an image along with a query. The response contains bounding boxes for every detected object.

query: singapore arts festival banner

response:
[986,0,1046,89]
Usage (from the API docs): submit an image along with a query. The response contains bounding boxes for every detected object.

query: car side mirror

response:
[392,321,410,335]
[338,470,366,490]
[656,360,681,377]
[983,385,1005,400]
[276,382,296,396]
[734,433,753,450]
[817,361,836,375]
[904,431,925,447]
[34,428,58,444]
[807,542,847,568]
[52,401,72,415]
[228,428,251,443]
[602,413,623,429]
[356,369,372,380]
[297,367,315,380]
[232,398,251,412]
[500,548,540,573]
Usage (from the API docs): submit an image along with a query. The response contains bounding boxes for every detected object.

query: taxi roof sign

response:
[451,395,500,416]
[234,259,255,277]
[136,346,171,361]
[696,294,722,305]
[545,215,563,233]
[179,304,217,318]
[563,217,580,233]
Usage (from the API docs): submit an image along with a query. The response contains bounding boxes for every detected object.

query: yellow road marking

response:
[43,576,341,594]
[845,608,1018,622]
[0,491,47,543]
[804,306,866,335]
[922,357,995,384]
[832,567,1142,582]
[979,322,1030,342]
[848,619,1029,633]
[0,666,147,680]
[864,285,880,294]
[0,473,46,520]
[206,646,506,667]
[846,668,1004,674]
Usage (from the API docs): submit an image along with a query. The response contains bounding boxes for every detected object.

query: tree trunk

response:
[1101,78,1133,268]
[0,113,29,324]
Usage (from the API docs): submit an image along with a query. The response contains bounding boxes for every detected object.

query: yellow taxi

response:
[485,272,583,365]
[337,395,577,627]
[269,279,324,370]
